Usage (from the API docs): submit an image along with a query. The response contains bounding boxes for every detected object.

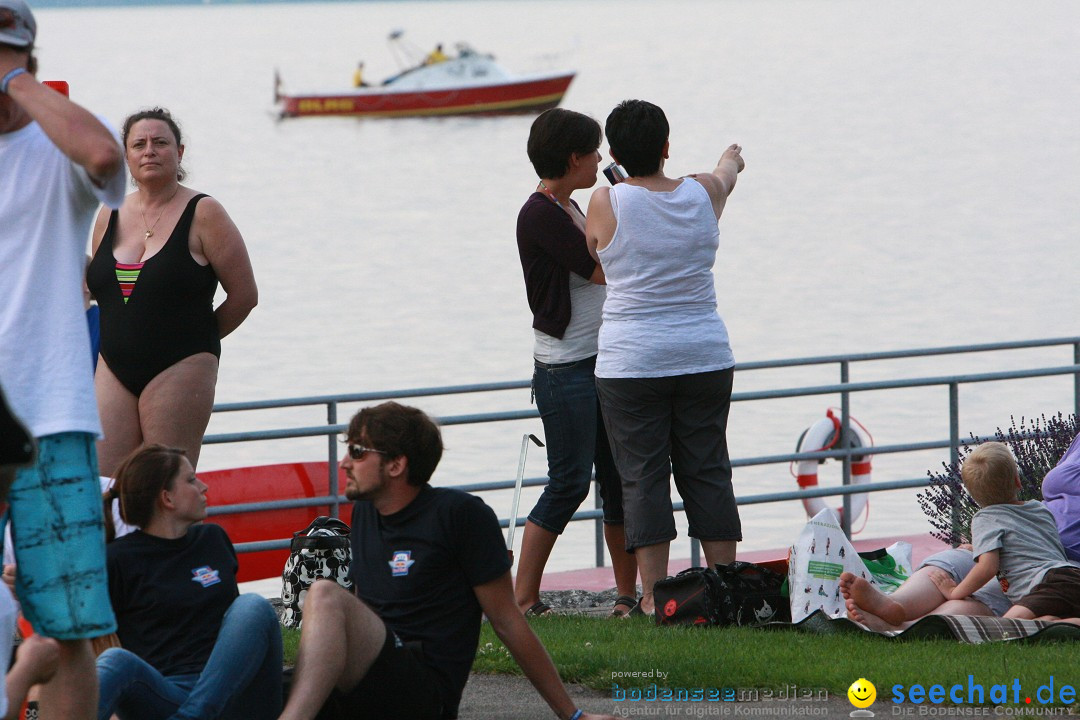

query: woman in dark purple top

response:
[513,109,638,618]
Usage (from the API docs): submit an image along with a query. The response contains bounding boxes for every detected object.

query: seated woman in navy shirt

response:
[96,444,282,720]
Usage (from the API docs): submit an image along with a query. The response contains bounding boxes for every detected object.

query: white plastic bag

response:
[787,509,912,623]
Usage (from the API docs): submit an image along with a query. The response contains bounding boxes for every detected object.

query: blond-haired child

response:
[940,442,1080,623]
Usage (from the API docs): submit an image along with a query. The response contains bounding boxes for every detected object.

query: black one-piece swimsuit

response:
[86,194,220,396]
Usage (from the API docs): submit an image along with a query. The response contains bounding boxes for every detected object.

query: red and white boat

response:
[275,44,575,119]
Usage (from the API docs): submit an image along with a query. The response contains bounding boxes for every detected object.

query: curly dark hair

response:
[346,402,443,486]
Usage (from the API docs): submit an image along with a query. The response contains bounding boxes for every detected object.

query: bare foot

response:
[15,634,60,686]
[839,571,905,626]
[845,600,902,632]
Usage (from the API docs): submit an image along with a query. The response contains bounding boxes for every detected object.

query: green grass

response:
[282,626,300,664]
[282,617,1078,707]
[471,616,1080,707]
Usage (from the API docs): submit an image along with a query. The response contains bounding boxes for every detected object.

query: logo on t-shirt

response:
[388,551,415,577]
[191,566,222,587]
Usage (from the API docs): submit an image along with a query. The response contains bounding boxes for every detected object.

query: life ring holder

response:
[793,409,873,526]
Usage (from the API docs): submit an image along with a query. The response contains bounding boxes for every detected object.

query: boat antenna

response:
[386,29,422,70]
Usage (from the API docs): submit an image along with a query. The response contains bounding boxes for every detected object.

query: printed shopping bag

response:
[787,508,911,622]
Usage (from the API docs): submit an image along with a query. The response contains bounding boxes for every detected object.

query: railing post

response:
[594,482,605,568]
[690,537,701,568]
[328,401,339,519]
[949,383,960,545]
[840,361,852,538]
[1074,342,1080,420]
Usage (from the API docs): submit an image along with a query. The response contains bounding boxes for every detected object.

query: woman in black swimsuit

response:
[87,108,258,476]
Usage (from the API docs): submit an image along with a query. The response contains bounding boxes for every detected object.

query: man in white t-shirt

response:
[1,2,126,718]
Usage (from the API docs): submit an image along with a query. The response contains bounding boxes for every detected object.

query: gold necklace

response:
[140,186,180,241]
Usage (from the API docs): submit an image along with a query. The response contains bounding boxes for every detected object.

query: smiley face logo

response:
[848,678,877,709]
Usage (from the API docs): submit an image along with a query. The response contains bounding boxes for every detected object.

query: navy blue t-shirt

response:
[107,523,239,676]
[350,486,512,718]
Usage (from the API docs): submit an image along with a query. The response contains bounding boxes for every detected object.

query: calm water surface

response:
[34,0,1080,568]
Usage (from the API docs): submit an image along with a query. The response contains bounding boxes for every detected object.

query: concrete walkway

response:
[458,672,857,719]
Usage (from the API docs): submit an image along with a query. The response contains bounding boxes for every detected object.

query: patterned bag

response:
[714,561,791,626]
[280,516,353,629]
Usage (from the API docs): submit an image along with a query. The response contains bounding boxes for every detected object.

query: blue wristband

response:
[569,711,583,720]
[0,68,27,94]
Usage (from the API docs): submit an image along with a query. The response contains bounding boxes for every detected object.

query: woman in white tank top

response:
[585,99,746,616]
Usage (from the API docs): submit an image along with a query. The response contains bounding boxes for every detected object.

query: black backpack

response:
[714,561,790,626]
[653,561,790,627]
[654,567,722,626]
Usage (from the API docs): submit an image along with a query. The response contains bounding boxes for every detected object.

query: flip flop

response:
[610,595,638,618]
[524,601,553,617]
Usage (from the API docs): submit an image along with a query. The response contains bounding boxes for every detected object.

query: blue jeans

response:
[529,355,624,534]
[97,594,283,720]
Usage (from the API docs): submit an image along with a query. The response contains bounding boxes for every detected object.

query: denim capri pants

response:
[528,355,625,534]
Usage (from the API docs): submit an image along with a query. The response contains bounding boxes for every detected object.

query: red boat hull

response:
[279,73,574,118]
[202,462,351,582]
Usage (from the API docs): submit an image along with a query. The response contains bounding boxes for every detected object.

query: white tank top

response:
[596,178,735,378]
[533,272,605,363]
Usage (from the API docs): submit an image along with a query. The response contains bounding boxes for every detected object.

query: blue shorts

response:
[9,432,116,640]
[919,548,1011,617]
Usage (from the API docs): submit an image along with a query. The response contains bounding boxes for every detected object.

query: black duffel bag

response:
[653,561,790,627]
[714,560,790,626]
[653,567,722,626]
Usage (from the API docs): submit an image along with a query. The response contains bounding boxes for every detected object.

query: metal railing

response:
[204,336,1080,568]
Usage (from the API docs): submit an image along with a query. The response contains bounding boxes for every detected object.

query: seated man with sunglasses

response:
[279,401,613,720]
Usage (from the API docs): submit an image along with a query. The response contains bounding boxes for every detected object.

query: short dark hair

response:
[527,108,601,180]
[605,99,669,177]
[347,402,443,486]
[122,107,186,182]
[113,444,187,528]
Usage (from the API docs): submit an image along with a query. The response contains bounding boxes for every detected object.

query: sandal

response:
[524,601,553,617]
[610,595,638,618]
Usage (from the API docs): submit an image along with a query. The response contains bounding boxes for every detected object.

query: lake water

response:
[32,0,1080,569]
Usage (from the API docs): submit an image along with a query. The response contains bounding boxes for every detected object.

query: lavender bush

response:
[917,413,1079,546]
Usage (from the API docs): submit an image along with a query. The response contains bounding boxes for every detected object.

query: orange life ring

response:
[795,409,872,522]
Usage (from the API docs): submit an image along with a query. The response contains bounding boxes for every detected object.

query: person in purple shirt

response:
[1040,432,1080,562]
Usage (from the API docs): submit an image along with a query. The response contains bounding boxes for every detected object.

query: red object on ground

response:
[201,462,352,582]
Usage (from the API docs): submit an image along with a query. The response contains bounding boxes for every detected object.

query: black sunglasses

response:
[347,443,387,461]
